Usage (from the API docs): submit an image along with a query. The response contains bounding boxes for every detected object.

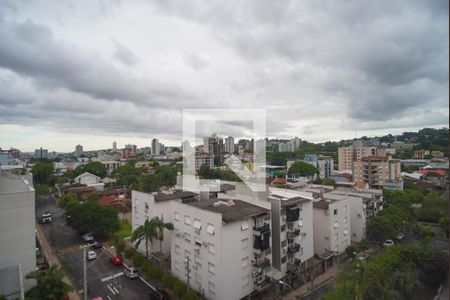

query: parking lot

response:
[36,195,153,300]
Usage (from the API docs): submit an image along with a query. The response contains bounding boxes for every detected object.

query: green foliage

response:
[65,201,119,237]
[85,193,100,202]
[288,161,319,177]
[345,245,358,258]
[148,264,164,280]
[321,178,335,186]
[124,247,137,259]
[115,219,132,239]
[132,218,157,258]
[131,252,146,268]
[357,239,371,251]
[182,290,199,300]
[197,164,242,182]
[113,236,126,256]
[414,191,448,223]
[162,273,177,290]
[59,193,78,208]
[25,266,73,300]
[35,184,50,197]
[412,223,435,241]
[173,279,188,298]
[74,161,107,178]
[274,171,286,178]
[32,161,55,185]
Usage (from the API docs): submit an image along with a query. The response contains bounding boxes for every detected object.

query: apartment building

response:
[203,134,224,165]
[171,198,272,300]
[0,169,36,299]
[132,190,198,255]
[224,136,235,154]
[312,195,351,259]
[151,138,160,155]
[338,144,376,171]
[414,149,430,159]
[353,157,401,189]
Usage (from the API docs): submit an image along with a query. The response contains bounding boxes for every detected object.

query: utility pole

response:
[83,246,88,300]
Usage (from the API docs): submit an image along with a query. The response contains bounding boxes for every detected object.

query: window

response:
[175,260,181,271]
[174,212,180,221]
[208,262,215,274]
[281,256,287,263]
[281,240,287,247]
[184,233,191,243]
[241,222,249,231]
[175,244,180,255]
[241,238,249,250]
[184,216,191,225]
[242,275,250,287]
[241,257,249,268]
[344,217,348,224]
[334,209,338,215]
[208,281,215,294]
[281,224,286,232]
[206,224,215,235]
[208,243,215,254]
[193,219,202,229]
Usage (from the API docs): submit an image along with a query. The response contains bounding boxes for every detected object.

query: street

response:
[36,195,153,300]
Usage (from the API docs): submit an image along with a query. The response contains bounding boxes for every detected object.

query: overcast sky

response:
[0,0,448,152]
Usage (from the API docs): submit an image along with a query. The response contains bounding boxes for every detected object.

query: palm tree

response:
[132,218,157,258]
[152,215,174,252]
[26,266,73,300]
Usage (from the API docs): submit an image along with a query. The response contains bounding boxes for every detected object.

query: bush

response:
[345,245,357,258]
[183,290,199,300]
[124,247,137,259]
[357,239,371,251]
[131,252,145,268]
[162,274,177,290]
[173,279,188,298]
[148,265,164,280]
[140,261,153,278]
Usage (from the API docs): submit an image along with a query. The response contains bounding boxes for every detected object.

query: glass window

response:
[241,222,249,231]
[207,223,215,235]
[208,243,215,254]
[175,244,180,255]
[241,238,248,250]
[242,275,249,287]
[334,209,338,215]
[241,257,249,268]
[208,281,215,294]
[185,215,191,225]
[193,219,202,229]
[208,262,215,274]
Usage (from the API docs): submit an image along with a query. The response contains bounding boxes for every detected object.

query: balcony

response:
[253,223,270,236]
[287,243,300,254]
[254,258,271,270]
[286,207,300,222]
[286,228,300,239]
[254,277,271,291]
[253,245,271,254]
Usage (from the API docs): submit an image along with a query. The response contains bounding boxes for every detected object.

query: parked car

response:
[123,265,139,279]
[86,250,97,260]
[148,289,170,300]
[42,212,52,223]
[395,232,405,241]
[82,233,94,242]
[383,239,395,247]
[109,255,123,266]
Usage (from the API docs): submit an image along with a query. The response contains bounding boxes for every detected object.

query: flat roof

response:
[188,198,269,223]
[154,190,198,202]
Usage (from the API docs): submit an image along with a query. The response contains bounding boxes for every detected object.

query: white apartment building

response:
[312,195,351,259]
[0,170,36,299]
[151,138,160,155]
[224,136,235,154]
[132,190,198,256]
[171,198,272,300]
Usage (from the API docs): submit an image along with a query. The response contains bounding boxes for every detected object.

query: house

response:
[73,172,104,191]
[419,169,448,187]
[414,149,430,159]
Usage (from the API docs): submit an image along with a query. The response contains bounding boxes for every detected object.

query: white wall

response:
[348,196,366,242]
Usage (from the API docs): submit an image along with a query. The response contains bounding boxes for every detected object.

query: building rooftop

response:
[188,198,269,223]
[154,190,198,202]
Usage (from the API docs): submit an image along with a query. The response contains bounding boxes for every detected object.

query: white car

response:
[42,212,52,223]
[383,239,394,247]
[82,233,94,242]
[86,250,97,260]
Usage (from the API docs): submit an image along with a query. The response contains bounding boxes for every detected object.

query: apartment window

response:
[185,250,191,258]
[184,233,191,243]
[242,275,250,287]
[207,223,215,235]
[281,224,286,232]
[184,216,192,225]
[208,242,215,254]
[241,238,249,250]
[174,212,180,221]
[175,260,181,271]
[193,219,202,230]
[281,256,287,264]
[208,262,215,275]
[208,281,215,294]
[281,240,287,247]
[334,209,338,215]
[175,244,180,255]
[241,257,249,268]
[241,222,249,231]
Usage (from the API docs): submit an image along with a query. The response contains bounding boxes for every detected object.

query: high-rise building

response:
[34,147,48,159]
[338,143,376,171]
[204,134,224,165]
[224,136,235,153]
[353,157,401,189]
[112,141,117,151]
[74,144,83,156]
[151,139,160,155]
[0,169,36,297]
[278,137,301,152]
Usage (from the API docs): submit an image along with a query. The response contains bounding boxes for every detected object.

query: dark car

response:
[148,289,170,300]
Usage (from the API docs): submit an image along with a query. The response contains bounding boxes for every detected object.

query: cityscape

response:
[0,1,449,300]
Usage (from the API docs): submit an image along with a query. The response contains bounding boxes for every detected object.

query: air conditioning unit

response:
[194,248,200,255]
[176,232,183,237]
[325,236,329,240]
[193,265,198,270]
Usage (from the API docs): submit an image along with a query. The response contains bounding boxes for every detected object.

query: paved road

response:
[36,195,153,300]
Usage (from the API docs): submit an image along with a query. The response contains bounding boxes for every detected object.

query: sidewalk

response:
[282,265,339,300]
[36,222,81,300]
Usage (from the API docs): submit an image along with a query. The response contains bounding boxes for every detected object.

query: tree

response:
[26,266,73,300]
[288,161,319,177]
[74,161,107,178]
[152,216,174,252]
[32,161,54,185]
[35,184,50,197]
[322,178,335,186]
[367,216,396,242]
[132,218,157,258]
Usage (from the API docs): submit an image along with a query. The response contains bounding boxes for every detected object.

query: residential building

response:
[73,172,104,191]
[431,151,445,159]
[204,134,224,166]
[100,160,126,174]
[152,139,160,155]
[74,144,83,156]
[278,137,301,153]
[195,152,214,171]
[112,141,117,151]
[171,198,272,300]
[0,169,36,298]
[414,149,430,159]
[353,157,401,189]
[338,144,376,171]
[34,147,48,159]
[224,136,235,154]
[0,150,12,166]
[317,156,334,179]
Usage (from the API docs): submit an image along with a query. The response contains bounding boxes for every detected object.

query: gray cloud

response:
[111,39,139,66]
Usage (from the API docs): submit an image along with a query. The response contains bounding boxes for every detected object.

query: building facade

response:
[353,157,401,189]
[152,139,160,155]
[224,136,235,154]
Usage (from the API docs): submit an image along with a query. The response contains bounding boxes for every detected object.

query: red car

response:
[109,255,123,266]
